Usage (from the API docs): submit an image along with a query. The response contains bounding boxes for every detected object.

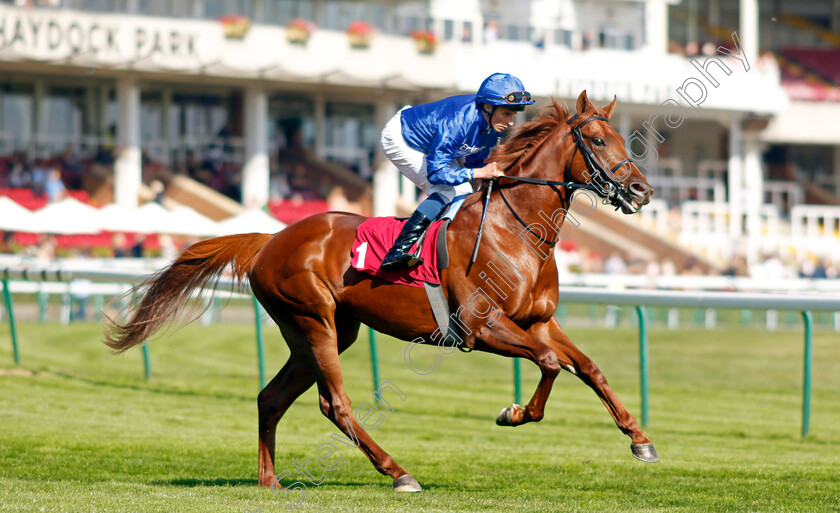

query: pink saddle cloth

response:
[351,217,447,287]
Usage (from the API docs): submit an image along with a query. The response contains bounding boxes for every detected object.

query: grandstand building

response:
[0,0,838,271]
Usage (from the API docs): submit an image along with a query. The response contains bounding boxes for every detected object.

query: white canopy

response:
[135,202,178,235]
[0,197,36,232]
[169,206,223,237]
[28,197,102,234]
[217,209,286,236]
[98,203,150,233]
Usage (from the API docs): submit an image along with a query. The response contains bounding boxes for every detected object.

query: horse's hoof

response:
[392,474,422,493]
[631,443,660,463]
[258,475,278,488]
[495,403,523,426]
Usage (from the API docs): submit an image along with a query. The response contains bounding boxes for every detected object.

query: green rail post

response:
[94,294,104,322]
[38,289,47,323]
[130,290,151,380]
[740,309,751,327]
[801,311,813,438]
[556,303,567,323]
[253,296,267,388]
[513,358,522,405]
[141,343,152,380]
[635,306,649,427]
[368,327,380,393]
[2,279,20,365]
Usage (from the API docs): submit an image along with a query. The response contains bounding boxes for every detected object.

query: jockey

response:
[378,72,534,271]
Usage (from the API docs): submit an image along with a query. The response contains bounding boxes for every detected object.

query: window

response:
[262,0,315,25]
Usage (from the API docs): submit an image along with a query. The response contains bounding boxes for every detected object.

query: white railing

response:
[648,176,727,204]
[697,159,728,182]
[677,201,784,262]
[555,272,840,293]
[628,197,673,238]
[142,136,246,167]
[790,205,840,258]
[655,158,683,177]
[27,134,104,160]
[765,180,805,212]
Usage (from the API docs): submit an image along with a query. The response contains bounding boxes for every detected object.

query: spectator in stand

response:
[721,254,748,277]
[326,185,351,212]
[150,180,165,204]
[34,234,56,261]
[8,157,30,189]
[604,252,628,274]
[30,159,47,196]
[44,167,66,202]
[661,259,677,276]
[130,235,146,258]
[60,147,84,189]
[800,256,828,279]
[680,256,702,275]
[269,171,291,200]
[288,164,312,199]
[112,233,130,258]
[93,144,115,166]
[812,259,828,279]
[483,21,498,44]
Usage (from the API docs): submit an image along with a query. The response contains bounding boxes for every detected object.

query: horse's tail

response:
[104,233,273,354]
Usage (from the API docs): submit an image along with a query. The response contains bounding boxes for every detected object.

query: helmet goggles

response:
[484,91,532,105]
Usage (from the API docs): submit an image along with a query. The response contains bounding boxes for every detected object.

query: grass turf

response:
[1,318,839,512]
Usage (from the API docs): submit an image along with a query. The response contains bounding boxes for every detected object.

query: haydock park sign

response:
[0,6,213,68]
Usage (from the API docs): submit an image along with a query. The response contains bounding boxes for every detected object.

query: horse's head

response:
[567,91,653,214]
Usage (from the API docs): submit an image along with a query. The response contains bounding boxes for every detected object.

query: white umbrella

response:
[135,202,176,235]
[28,197,102,234]
[98,203,149,233]
[217,209,286,235]
[169,206,222,237]
[0,197,36,232]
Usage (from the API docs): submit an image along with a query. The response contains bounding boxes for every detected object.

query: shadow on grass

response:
[161,477,258,487]
[50,371,253,402]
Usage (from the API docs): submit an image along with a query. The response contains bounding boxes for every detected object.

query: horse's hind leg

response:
[532,318,658,462]
[257,351,316,487]
[295,312,421,492]
[256,313,360,488]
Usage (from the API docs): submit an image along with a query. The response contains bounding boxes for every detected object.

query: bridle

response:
[493,113,642,247]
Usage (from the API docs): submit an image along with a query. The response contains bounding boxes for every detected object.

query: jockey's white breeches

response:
[379,107,473,203]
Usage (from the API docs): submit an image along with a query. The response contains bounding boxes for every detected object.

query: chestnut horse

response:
[105,91,657,494]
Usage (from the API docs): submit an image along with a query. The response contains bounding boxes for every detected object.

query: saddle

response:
[351,213,468,350]
[350,217,450,287]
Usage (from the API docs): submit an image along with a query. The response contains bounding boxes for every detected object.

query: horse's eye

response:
[593,138,605,147]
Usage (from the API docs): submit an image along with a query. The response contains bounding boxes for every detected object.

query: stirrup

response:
[381,251,423,271]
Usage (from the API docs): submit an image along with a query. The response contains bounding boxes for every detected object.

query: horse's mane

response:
[488,99,570,172]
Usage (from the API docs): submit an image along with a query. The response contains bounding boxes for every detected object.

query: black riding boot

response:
[380,211,432,271]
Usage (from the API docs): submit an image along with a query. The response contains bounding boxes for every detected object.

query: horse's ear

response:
[576,90,590,115]
[603,96,617,120]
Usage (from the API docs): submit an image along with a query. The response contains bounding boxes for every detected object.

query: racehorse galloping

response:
[105,91,657,493]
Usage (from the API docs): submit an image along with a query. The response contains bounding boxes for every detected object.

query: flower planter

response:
[286,19,314,44]
[410,30,437,55]
[220,15,250,39]
[414,39,436,54]
[346,21,374,48]
[287,26,310,44]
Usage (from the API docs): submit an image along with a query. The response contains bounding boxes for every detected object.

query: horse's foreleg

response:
[537,319,658,462]
[473,316,561,426]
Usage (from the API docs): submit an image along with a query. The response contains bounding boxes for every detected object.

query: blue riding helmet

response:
[475,73,535,111]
